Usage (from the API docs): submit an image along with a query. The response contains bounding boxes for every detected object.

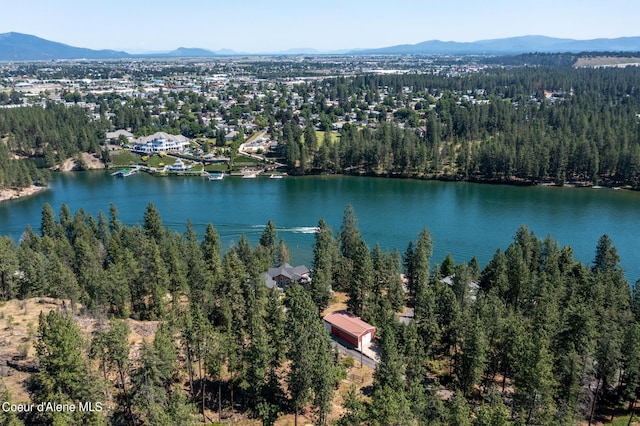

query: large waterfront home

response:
[132,132,189,153]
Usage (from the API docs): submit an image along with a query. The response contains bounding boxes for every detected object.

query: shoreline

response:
[0,185,48,204]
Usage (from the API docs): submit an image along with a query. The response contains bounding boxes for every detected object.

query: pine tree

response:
[90,318,133,422]
[311,218,337,311]
[143,202,163,243]
[258,220,279,267]
[455,311,488,396]
[347,239,373,318]
[31,310,106,425]
[131,325,196,425]
[277,238,291,266]
[337,385,367,426]
[201,223,222,281]
[0,236,19,300]
[339,205,362,261]
[286,284,335,425]
[0,381,25,426]
[40,203,57,239]
[411,227,433,306]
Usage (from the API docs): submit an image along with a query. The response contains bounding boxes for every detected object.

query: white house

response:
[132,132,189,153]
[166,159,190,172]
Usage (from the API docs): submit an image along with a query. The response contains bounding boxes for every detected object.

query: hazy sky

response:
[4,0,639,52]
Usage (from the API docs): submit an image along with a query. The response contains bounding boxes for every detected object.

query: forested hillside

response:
[0,102,106,190]
[284,67,640,187]
[0,203,638,425]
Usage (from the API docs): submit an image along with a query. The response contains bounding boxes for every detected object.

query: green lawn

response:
[233,155,261,164]
[147,155,176,168]
[111,151,140,166]
[204,164,228,172]
[300,130,340,147]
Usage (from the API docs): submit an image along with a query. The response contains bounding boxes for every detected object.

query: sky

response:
[4,0,640,53]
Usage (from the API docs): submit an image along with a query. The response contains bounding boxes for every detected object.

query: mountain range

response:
[1,32,640,61]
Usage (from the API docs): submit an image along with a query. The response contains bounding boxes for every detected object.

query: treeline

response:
[285,67,640,187]
[331,206,640,425]
[1,203,639,424]
[0,203,341,425]
[0,102,107,190]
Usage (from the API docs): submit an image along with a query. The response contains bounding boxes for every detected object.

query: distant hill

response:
[0,32,131,61]
[165,47,216,57]
[2,32,640,61]
[354,35,640,55]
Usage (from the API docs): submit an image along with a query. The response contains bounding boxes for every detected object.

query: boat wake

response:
[285,226,320,234]
[251,225,319,234]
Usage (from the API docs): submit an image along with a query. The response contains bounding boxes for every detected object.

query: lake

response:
[0,171,639,283]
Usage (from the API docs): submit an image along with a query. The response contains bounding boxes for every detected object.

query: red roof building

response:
[323,311,376,350]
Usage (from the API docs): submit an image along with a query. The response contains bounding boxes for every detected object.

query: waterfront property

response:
[323,311,376,350]
[166,159,190,172]
[132,132,189,153]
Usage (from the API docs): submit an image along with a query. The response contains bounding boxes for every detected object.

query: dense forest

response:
[0,203,638,425]
[0,102,106,190]
[283,67,640,188]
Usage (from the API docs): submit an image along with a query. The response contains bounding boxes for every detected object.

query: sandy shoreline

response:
[0,185,48,203]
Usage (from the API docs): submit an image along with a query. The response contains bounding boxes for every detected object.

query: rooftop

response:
[323,310,375,338]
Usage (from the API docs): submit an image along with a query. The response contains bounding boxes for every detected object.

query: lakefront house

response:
[132,132,189,153]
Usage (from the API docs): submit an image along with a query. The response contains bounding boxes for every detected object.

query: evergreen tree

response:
[336,385,367,426]
[455,311,488,396]
[277,238,291,266]
[347,239,373,318]
[201,223,222,281]
[0,236,19,300]
[310,218,337,311]
[0,381,25,426]
[285,284,335,425]
[440,252,455,277]
[40,203,57,239]
[339,205,362,261]
[30,310,106,425]
[411,227,433,306]
[143,202,163,243]
[258,220,279,267]
[131,325,196,425]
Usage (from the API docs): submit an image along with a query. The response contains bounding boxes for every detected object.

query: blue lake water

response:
[0,171,638,283]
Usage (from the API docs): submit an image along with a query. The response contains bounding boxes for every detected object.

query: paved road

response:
[330,338,378,369]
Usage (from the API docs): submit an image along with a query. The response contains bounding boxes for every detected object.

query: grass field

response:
[111,151,140,166]
[300,130,341,147]
[233,155,262,164]
[146,155,176,168]
[204,164,228,172]
[316,130,340,145]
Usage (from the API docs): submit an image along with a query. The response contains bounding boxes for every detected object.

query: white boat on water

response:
[242,173,257,179]
[269,174,284,179]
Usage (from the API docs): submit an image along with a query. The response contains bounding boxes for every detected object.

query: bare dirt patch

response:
[60,153,105,171]
[574,57,640,68]
[0,186,47,204]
